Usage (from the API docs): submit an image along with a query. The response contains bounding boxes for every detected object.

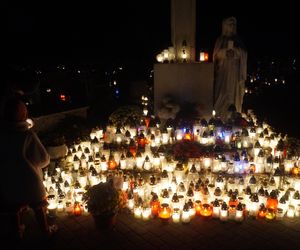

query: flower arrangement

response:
[172,140,212,159]
[108,105,143,128]
[84,181,120,216]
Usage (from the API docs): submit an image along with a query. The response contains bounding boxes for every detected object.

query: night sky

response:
[6,1,298,67]
[4,1,300,137]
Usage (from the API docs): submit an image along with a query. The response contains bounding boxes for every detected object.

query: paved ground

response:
[2,208,300,250]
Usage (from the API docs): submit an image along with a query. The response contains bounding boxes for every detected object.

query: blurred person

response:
[0,98,57,240]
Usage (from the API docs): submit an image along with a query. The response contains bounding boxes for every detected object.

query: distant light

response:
[156,53,163,63]
[212,110,216,117]
[143,108,148,116]
[113,70,116,74]
[245,89,248,93]
[118,67,123,70]
[26,118,34,129]
[113,81,117,85]
[77,70,81,74]
[25,102,29,106]
[250,79,253,83]
[60,94,66,101]
[282,80,285,84]
[275,78,278,82]
[46,88,51,93]
[199,52,209,62]
[115,89,119,94]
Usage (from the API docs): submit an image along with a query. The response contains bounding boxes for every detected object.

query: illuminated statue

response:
[213,17,247,120]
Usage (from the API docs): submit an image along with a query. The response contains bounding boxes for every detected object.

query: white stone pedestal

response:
[154,62,214,120]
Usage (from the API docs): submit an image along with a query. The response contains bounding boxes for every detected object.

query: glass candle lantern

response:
[150,194,160,216]
[119,154,127,170]
[65,201,73,215]
[161,189,170,205]
[287,205,295,218]
[194,200,202,215]
[187,199,196,218]
[134,205,142,219]
[100,155,108,171]
[160,170,169,190]
[172,208,181,223]
[174,163,185,184]
[135,152,144,169]
[257,204,267,219]
[143,156,152,171]
[57,200,64,213]
[200,203,213,217]
[277,196,288,214]
[276,208,284,220]
[47,195,57,218]
[228,205,236,220]
[213,187,222,202]
[186,188,194,202]
[248,175,257,193]
[265,208,275,220]
[182,203,191,223]
[78,171,87,188]
[171,193,180,210]
[127,192,135,210]
[153,153,161,169]
[291,191,300,208]
[249,193,260,217]
[212,199,220,218]
[266,190,278,211]
[220,202,228,221]
[73,202,82,216]
[215,175,225,190]
[142,207,151,221]
[158,203,171,222]
[177,182,186,197]
[108,154,117,170]
[229,194,238,208]
[235,203,244,222]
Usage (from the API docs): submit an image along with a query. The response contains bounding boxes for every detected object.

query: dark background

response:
[6,1,298,66]
[5,1,299,137]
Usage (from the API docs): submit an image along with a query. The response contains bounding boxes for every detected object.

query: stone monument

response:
[213,16,247,120]
[154,0,214,122]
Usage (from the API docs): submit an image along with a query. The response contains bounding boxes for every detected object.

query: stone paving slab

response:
[2,209,300,250]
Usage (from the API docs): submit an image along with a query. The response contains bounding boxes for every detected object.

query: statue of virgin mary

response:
[213,17,247,121]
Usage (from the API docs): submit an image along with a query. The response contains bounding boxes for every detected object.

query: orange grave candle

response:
[200,204,213,217]
[158,204,171,221]
[195,200,202,215]
[73,202,82,216]
[266,191,278,211]
[150,194,160,216]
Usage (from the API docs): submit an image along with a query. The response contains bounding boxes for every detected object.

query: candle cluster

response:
[43,111,300,223]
